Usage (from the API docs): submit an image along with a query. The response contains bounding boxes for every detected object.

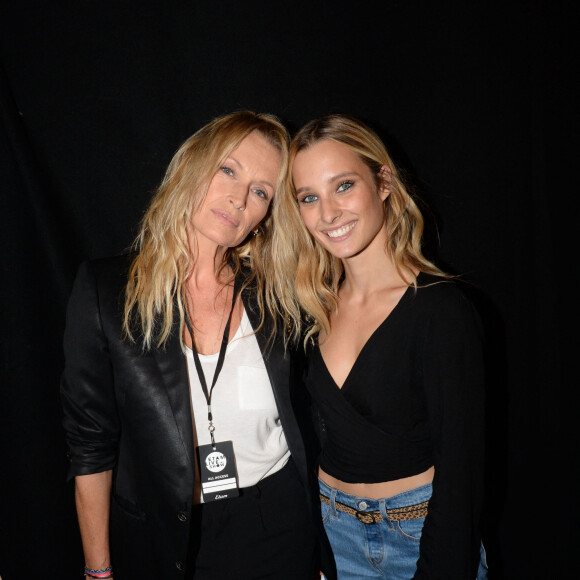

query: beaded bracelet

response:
[84,565,113,579]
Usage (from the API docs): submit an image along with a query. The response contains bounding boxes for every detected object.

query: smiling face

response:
[191,130,281,251]
[292,139,390,261]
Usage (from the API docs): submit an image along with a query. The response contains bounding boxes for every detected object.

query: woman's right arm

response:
[61,261,121,570]
[76,470,113,572]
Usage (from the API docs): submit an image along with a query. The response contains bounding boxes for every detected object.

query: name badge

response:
[196,440,239,502]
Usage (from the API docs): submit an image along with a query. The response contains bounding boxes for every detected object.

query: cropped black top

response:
[310,340,434,482]
[306,273,486,578]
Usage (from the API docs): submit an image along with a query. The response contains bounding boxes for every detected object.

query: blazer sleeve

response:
[60,261,120,480]
[413,291,485,579]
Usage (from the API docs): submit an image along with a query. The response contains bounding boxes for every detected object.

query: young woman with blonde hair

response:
[61,111,334,579]
[281,114,487,579]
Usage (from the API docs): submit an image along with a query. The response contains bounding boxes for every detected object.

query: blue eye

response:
[299,194,318,204]
[253,188,269,201]
[220,166,234,176]
[337,180,353,192]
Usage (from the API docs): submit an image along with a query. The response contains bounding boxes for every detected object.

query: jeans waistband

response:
[318,477,432,511]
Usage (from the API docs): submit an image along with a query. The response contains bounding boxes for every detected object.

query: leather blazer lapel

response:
[242,288,310,483]
[152,321,195,468]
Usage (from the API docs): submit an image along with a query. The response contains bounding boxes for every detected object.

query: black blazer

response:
[61,256,336,579]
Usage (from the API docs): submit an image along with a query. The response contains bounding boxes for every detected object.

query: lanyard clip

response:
[208,409,216,449]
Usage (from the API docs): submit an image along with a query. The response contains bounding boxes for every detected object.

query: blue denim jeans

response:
[319,478,488,579]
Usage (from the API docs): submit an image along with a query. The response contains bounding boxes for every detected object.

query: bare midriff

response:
[319,465,435,499]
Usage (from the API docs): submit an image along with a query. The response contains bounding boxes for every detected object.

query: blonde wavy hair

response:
[123,110,290,350]
[276,114,447,345]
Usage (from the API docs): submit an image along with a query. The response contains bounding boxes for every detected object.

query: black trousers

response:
[186,457,319,579]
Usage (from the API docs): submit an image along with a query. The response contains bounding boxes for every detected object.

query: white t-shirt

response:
[185,307,290,492]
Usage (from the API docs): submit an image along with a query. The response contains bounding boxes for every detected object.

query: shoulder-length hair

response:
[123,110,289,350]
[277,114,447,345]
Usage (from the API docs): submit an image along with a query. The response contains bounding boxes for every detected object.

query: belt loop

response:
[379,499,393,529]
[329,487,338,517]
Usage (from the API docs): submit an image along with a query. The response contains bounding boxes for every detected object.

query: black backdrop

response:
[1,1,576,578]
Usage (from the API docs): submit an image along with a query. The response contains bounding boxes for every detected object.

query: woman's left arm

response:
[414,290,486,579]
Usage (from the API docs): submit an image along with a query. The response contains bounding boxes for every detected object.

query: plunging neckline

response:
[316,275,419,391]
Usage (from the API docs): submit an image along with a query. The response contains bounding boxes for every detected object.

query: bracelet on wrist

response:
[84,565,113,579]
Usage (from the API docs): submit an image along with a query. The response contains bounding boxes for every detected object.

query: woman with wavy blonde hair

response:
[282,114,487,579]
[61,111,334,580]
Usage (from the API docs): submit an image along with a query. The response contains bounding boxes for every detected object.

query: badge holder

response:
[197,441,239,501]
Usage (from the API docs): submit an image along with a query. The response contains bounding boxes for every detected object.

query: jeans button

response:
[359,501,368,510]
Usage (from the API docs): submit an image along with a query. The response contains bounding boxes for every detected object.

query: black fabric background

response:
[0,1,576,578]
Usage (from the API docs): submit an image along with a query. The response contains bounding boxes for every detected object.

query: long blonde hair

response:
[123,111,289,350]
[277,114,447,345]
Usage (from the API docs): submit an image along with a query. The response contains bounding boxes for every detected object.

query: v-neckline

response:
[316,276,418,391]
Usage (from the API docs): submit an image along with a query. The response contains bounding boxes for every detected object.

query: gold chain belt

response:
[320,493,428,525]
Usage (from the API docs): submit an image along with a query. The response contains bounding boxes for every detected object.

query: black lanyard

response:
[185,283,238,448]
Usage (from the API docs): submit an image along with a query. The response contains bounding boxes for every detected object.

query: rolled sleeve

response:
[60,261,120,480]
